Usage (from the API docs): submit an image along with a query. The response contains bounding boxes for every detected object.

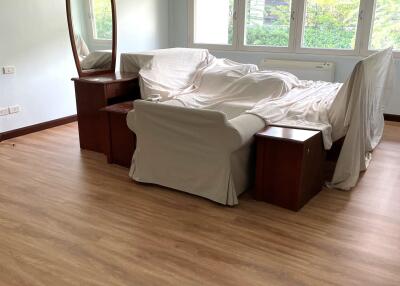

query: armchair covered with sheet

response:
[127,100,265,205]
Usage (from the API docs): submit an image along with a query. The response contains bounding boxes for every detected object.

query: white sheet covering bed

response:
[123,48,393,204]
[121,48,214,100]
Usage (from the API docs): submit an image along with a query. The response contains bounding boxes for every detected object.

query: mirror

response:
[66,0,117,77]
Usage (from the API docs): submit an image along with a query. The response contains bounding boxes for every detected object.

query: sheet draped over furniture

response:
[122,48,393,205]
[327,48,393,190]
[247,81,342,149]
[80,50,112,70]
[174,59,301,119]
[247,48,393,190]
[128,101,265,205]
[120,48,214,100]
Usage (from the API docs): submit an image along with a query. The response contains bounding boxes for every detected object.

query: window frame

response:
[293,0,364,56]
[188,0,399,58]
[188,0,239,51]
[237,0,297,53]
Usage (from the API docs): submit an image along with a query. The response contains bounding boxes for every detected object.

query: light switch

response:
[3,66,16,75]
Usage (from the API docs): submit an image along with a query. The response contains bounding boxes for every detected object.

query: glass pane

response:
[370,0,400,50]
[92,0,112,40]
[245,0,291,47]
[194,0,234,45]
[303,0,360,50]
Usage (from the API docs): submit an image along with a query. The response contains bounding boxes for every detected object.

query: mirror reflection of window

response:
[70,0,113,72]
[90,0,113,41]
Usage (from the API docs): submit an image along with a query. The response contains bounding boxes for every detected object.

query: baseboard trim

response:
[384,113,400,122]
[0,113,398,142]
[0,115,77,142]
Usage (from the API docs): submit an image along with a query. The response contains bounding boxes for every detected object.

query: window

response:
[192,0,235,45]
[370,0,400,50]
[245,0,292,47]
[91,0,112,40]
[189,0,399,56]
[302,0,361,50]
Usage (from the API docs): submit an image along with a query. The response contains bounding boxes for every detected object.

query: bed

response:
[121,48,394,206]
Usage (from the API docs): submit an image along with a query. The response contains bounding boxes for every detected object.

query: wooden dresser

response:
[72,72,140,154]
[254,127,326,211]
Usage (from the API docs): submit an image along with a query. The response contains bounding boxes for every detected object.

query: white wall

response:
[0,1,77,133]
[117,0,169,53]
[168,0,400,115]
[0,0,169,133]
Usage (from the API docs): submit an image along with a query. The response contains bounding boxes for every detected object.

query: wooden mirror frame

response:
[66,0,117,78]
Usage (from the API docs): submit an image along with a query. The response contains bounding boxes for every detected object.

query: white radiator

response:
[259,59,336,82]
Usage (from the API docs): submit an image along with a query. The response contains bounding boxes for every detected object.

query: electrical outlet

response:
[3,66,16,75]
[8,105,21,114]
[0,107,10,116]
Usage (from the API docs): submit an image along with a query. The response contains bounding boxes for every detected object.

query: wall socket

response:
[2,66,16,75]
[0,107,10,116]
[8,105,21,114]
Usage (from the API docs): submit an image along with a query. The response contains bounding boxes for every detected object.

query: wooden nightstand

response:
[72,72,140,154]
[102,101,136,168]
[254,127,326,211]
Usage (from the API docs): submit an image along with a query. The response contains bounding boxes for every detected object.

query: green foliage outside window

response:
[302,0,359,49]
[245,0,400,50]
[246,0,360,49]
[370,0,400,50]
[246,0,291,47]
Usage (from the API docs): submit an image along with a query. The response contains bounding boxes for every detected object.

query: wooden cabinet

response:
[102,101,136,168]
[254,127,326,211]
[72,72,140,154]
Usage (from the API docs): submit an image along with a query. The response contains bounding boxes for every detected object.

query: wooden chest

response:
[254,127,326,211]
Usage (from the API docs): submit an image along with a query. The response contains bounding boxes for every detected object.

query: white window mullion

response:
[357,0,375,56]
[236,0,246,51]
[188,0,195,47]
[292,0,305,53]
[231,0,241,50]
[353,0,366,56]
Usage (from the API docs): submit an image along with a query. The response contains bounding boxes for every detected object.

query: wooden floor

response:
[0,122,399,286]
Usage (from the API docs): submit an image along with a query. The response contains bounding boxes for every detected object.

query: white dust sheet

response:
[122,48,393,192]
